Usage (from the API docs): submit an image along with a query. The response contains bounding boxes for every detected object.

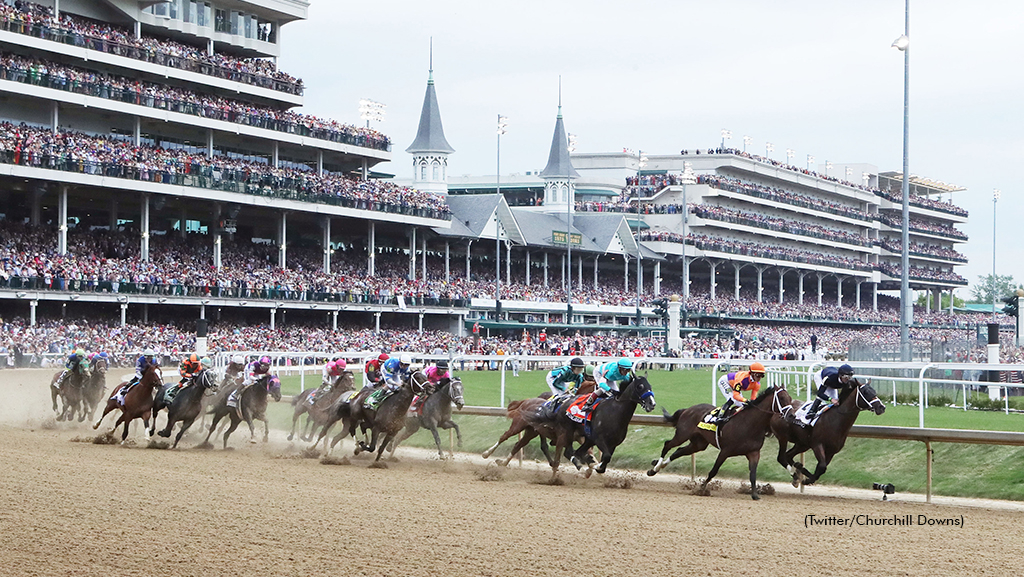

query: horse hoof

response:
[751,492,760,501]
[249,439,257,445]
[647,469,657,477]
[157,430,170,438]
[287,434,293,441]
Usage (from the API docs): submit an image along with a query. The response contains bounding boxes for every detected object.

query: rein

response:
[836,386,883,415]
[748,386,786,416]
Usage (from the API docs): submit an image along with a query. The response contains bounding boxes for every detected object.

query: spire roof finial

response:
[428,37,434,85]
[406,41,454,155]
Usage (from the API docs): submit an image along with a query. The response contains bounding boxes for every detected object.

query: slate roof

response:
[406,73,455,154]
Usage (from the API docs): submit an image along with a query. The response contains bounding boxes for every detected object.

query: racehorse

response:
[81,356,109,423]
[646,384,792,500]
[551,376,657,480]
[388,376,465,458]
[50,368,85,422]
[288,371,355,442]
[771,379,885,486]
[150,371,219,449]
[92,364,164,443]
[202,375,282,449]
[482,381,596,467]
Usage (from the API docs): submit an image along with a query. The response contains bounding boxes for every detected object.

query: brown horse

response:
[646,384,792,500]
[481,381,596,467]
[150,371,219,449]
[771,379,885,486]
[50,367,86,422]
[82,356,109,422]
[92,364,164,443]
[389,376,465,458]
[202,375,282,449]
[288,371,355,441]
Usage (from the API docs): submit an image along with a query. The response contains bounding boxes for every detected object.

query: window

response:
[202,4,212,27]
[215,9,228,33]
[188,1,198,24]
[432,161,440,181]
[420,162,427,180]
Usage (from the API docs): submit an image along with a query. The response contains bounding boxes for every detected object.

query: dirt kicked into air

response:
[1,369,1021,577]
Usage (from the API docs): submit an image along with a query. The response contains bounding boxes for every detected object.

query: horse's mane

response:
[748,384,776,407]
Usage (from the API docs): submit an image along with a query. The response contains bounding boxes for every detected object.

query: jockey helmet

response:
[335,359,348,371]
[569,357,585,368]
[259,355,271,365]
[144,348,156,358]
[378,353,390,362]
[399,353,413,366]
[231,354,244,365]
[617,357,633,371]
[584,365,594,378]
[74,348,85,358]
[200,357,213,370]
[838,364,855,376]
[749,362,766,374]
[99,352,108,358]
[437,359,449,370]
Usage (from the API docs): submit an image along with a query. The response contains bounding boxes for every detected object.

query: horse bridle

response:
[748,386,787,416]
[837,385,884,415]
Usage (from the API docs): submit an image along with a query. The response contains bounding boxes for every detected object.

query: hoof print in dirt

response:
[368,461,389,469]
[147,440,170,450]
[194,442,214,450]
[737,482,775,496]
[320,455,350,466]
[90,432,118,445]
[603,473,639,490]
[476,467,503,482]
[299,447,321,459]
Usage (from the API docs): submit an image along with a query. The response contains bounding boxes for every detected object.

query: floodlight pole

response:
[897,0,913,362]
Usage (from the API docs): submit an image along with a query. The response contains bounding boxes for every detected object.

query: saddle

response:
[364,386,395,410]
[539,392,572,420]
[111,382,134,405]
[789,402,829,428]
[565,393,600,424]
[697,407,727,432]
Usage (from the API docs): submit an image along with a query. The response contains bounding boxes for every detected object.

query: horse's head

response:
[629,375,656,412]
[853,379,885,415]
[92,357,108,375]
[448,377,465,410]
[408,371,427,395]
[268,376,282,402]
[752,384,792,415]
[142,364,163,388]
[338,371,356,393]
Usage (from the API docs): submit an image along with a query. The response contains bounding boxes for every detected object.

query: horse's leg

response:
[173,417,196,449]
[746,450,762,500]
[701,451,729,491]
[786,443,814,480]
[440,419,462,448]
[550,432,569,481]
[482,419,521,459]
[223,417,241,450]
[261,416,269,443]
[571,438,595,471]
[120,415,131,443]
[538,435,554,466]
[51,385,59,415]
[801,444,831,485]
[650,435,710,476]
[287,408,302,441]
[158,414,175,438]
[94,400,116,430]
[389,423,416,456]
[375,432,395,462]
[498,429,539,467]
[203,412,224,445]
[427,425,445,458]
[649,427,692,474]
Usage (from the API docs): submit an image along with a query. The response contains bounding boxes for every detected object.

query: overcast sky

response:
[278,1,1023,299]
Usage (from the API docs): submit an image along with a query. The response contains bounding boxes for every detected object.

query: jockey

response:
[167,353,201,403]
[309,359,347,405]
[412,360,451,413]
[584,357,634,412]
[55,348,88,390]
[382,353,413,391]
[364,352,389,387]
[243,356,273,389]
[805,364,855,421]
[225,354,246,382]
[546,357,586,396]
[716,362,766,419]
[131,349,159,386]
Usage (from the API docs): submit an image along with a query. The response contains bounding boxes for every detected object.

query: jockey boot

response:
[55,370,69,390]
[805,399,823,422]
[582,392,602,414]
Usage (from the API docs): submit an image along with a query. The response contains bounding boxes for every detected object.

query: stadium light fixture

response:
[893,0,912,361]
[568,134,577,153]
[993,189,1001,321]
[359,99,386,129]
[69,294,79,301]
[742,135,751,153]
[495,114,509,315]
[720,129,731,149]
[785,149,794,164]
[845,167,853,180]
[862,172,871,186]
[806,154,815,170]
[765,142,774,158]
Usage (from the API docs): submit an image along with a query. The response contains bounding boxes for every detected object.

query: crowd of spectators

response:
[575,201,685,214]
[875,263,968,285]
[0,0,303,94]
[0,122,449,218]
[876,213,968,241]
[697,175,871,221]
[877,239,967,263]
[687,233,874,272]
[690,203,870,246]
[0,51,389,151]
[873,187,968,217]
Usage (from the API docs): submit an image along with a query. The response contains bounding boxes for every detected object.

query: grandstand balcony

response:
[688,215,876,259]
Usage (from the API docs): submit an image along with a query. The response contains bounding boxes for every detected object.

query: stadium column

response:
[409,229,416,280]
[445,242,450,284]
[317,151,323,176]
[506,243,512,286]
[653,261,660,295]
[709,261,717,300]
[734,264,740,301]
[134,118,141,147]
[623,256,629,292]
[562,254,566,291]
[856,281,862,309]
[418,313,424,333]
[368,222,376,276]
[141,194,150,262]
[778,269,785,304]
[321,217,331,273]
[120,303,127,327]
[465,241,472,280]
[31,189,42,225]
[278,213,287,268]
[374,312,381,334]
[817,274,823,307]
[873,283,878,311]
[579,255,584,290]
[837,277,843,307]
[51,101,58,132]
[133,20,140,40]
[57,187,67,255]
[109,197,119,229]
[30,300,37,327]
[593,256,599,288]
[543,252,548,287]
[213,204,222,270]
[422,236,427,283]
[682,256,689,301]
[179,207,187,239]
[270,308,276,330]
[53,0,59,17]
[206,129,213,159]
[756,266,764,303]
[272,142,279,168]
[332,309,338,331]
[798,272,805,305]
[525,251,530,285]
[948,288,953,314]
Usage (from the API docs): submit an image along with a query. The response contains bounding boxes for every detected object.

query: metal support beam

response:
[368,221,376,276]
[278,212,287,268]
[57,187,67,255]
[120,303,127,327]
[322,217,331,273]
[270,308,276,330]
[140,193,150,262]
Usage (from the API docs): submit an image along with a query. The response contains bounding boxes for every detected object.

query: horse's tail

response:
[291,391,303,407]
[662,406,682,426]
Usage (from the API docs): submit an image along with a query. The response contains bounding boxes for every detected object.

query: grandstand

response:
[0,0,1004,363]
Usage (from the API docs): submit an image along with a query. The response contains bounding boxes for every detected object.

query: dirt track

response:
[2,369,1022,577]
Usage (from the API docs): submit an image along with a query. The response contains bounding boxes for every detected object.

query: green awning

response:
[626,218,650,230]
